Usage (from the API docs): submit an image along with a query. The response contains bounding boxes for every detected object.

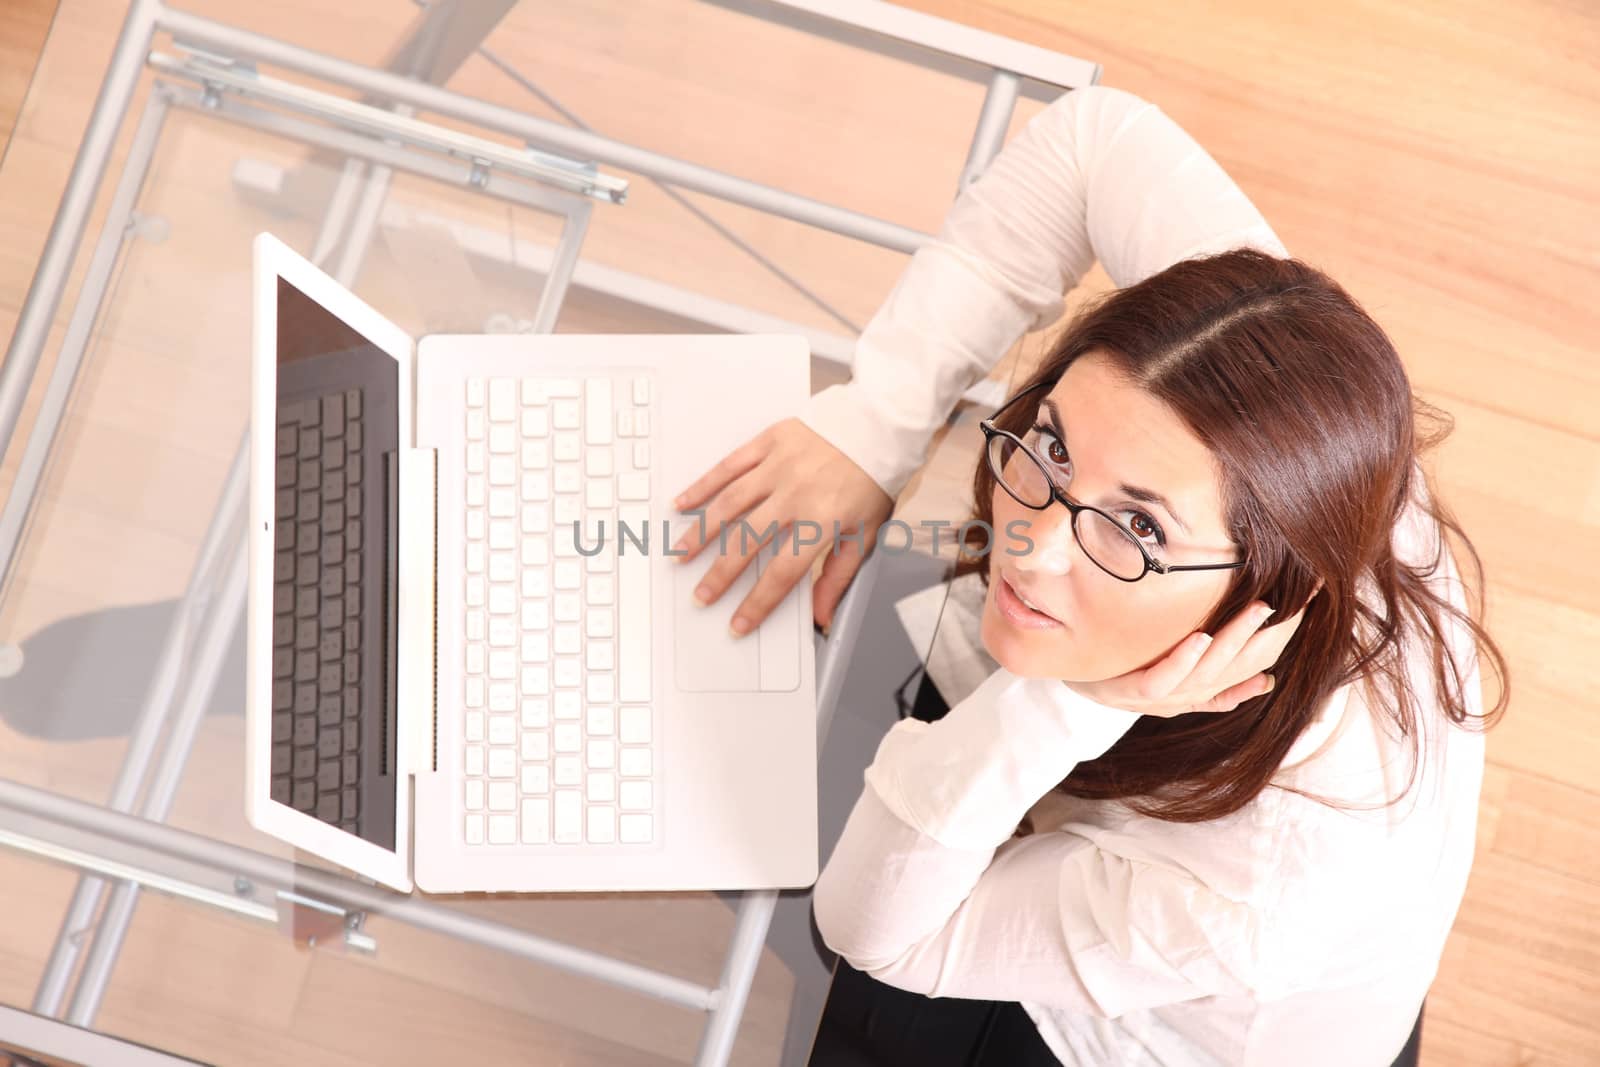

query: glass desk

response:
[0,1,1091,1063]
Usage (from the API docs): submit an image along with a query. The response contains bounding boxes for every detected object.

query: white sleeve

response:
[811,668,1273,1013]
[798,84,1288,499]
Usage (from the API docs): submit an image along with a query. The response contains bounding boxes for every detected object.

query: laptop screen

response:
[270,277,399,852]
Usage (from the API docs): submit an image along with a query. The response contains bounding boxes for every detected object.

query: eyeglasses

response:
[978,382,1248,583]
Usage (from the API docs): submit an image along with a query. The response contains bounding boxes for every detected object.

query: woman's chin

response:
[981,600,1070,678]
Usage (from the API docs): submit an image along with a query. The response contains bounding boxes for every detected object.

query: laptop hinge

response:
[398,447,438,779]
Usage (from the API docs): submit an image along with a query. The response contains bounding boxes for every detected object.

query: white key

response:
[586,770,615,802]
[586,609,614,638]
[586,378,613,445]
[554,658,581,689]
[520,378,549,406]
[586,704,615,735]
[619,780,652,812]
[465,642,485,675]
[489,714,516,745]
[618,504,651,701]
[618,472,650,501]
[466,542,485,574]
[633,442,650,470]
[489,424,514,454]
[521,631,549,664]
[546,378,580,398]
[587,575,614,606]
[553,496,580,525]
[586,479,614,509]
[488,456,515,486]
[619,747,652,777]
[587,673,614,704]
[488,617,515,648]
[488,379,515,421]
[554,560,581,590]
[521,407,549,438]
[586,641,614,672]
[466,409,485,441]
[554,692,582,720]
[488,780,516,811]
[465,813,485,844]
[465,711,485,743]
[554,722,582,753]
[616,409,634,438]
[488,747,516,777]
[521,798,550,843]
[554,593,581,622]
[554,755,581,786]
[466,441,485,474]
[466,510,485,541]
[521,439,550,470]
[488,552,515,583]
[619,813,652,844]
[488,814,516,844]
[466,377,486,407]
[488,682,516,712]
[522,665,550,696]
[522,503,550,533]
[554,433,580,462]
[465,676,485,709]
[553,399,580,430]
[521,471,550,502]
[489,489,515,518]
[488,585,516,615]
[466,610,486,642]
[465,744,485,776]
[632,377,650,405]
[585,449,613,477]
[466,475,486,508]
[587,805,616,844]
[521,698,549,729]
[587,738,615,770]
[521,597,550,629]
[634,410,650,436]
[586,549,614,574]
[554,465,581,495]
[619,706,651,744]
[521,730,550,761]
[489,520,514,551]
[554,790,582,843]
[465,778,484,810]
[554,624,581,655]
[521,763,550,794]
[523,536,549,566]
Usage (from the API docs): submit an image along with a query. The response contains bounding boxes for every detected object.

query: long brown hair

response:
[954,248,1509,822]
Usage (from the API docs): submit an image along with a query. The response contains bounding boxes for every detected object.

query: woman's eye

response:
[1127,512,1166,547]
[1033,426,1071,469]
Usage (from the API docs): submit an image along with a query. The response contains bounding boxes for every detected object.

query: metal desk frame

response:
[0,2,1098,1062]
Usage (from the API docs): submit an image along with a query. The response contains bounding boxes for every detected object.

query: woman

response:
[672,86,1508,1065]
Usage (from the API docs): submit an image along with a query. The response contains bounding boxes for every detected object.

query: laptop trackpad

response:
[672,529,799,693]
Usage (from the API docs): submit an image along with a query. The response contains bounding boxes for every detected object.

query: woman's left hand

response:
[1064,587,1320,718]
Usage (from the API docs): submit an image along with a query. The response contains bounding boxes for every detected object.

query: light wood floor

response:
[1,1,1597,1065]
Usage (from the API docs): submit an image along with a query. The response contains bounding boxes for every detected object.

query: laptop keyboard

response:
[270,389,366,833]
[460,375,656,847]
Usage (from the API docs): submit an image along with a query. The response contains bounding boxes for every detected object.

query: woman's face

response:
[982,351,1241,683]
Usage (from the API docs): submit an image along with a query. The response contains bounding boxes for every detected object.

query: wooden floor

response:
[1,1,1597,1065]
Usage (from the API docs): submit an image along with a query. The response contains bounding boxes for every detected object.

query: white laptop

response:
[244,232,818,893]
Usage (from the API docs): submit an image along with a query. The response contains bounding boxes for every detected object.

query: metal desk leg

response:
[0,0,158,471]
[695,888,778,1067]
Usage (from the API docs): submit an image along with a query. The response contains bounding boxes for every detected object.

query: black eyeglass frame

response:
[977,381,1250,583]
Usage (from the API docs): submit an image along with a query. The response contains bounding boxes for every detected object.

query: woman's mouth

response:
[995,573,1064,631]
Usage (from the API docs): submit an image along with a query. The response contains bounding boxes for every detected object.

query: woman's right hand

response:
[669,417,894,636]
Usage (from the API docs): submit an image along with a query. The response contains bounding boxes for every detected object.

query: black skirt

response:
[807,672,1064,1066]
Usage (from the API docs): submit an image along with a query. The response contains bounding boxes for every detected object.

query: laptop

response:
[245,232,818,893]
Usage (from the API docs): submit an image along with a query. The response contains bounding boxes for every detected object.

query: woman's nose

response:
[1010,507,1076,576]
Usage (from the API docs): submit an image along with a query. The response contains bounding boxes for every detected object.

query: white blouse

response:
[801,85,1487,1067]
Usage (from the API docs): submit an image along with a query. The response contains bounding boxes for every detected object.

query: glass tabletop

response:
[0,0,1048,1063]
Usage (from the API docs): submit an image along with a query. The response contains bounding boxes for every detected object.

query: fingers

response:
[729,538,823,636]
[1186,601,1278,693]
[1193,673,1275,713]
[812,532,870,630]
[689,500,784,610]
[671,472,769,565]
[671,429,769,514]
